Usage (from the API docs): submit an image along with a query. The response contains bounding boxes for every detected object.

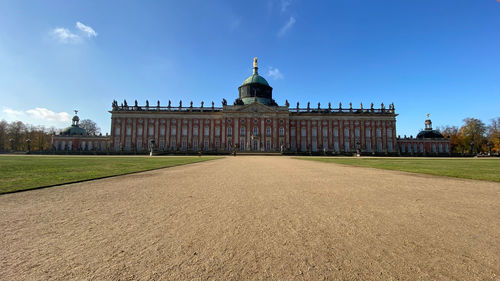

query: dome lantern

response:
[237,57,274,105]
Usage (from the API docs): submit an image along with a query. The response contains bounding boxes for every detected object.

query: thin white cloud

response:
[278,16,296,37]
[267,67,284,80]
[26,108,71,122]
[2,107,25,118]
[52,27,81,43]
[281,0,291,12]
[3,107,71,125]
[76,21,97,38]
[51,22,97,44]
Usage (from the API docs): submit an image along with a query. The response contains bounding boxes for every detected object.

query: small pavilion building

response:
[396,115,450,155]
[52,111,110,152]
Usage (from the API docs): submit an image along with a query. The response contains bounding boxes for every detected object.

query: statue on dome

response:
[285,100,289,107]
[253,57,258,68]
[201,101,204,108]
[222,98,227,106]
[123,99,128,107]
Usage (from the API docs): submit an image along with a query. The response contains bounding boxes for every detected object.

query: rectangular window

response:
[279,127,284,136]
[240,127,245,136]
[227,127,232,136]
[266,127,271,137]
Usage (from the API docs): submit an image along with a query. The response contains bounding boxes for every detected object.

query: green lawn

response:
[296,157,500,182]
[0,155,220,194]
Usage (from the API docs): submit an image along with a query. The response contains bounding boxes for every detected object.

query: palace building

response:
[109,58,400,154]
[52,58,450,155]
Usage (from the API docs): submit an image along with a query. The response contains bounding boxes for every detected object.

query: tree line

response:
[0,119,100,152]
[439,117,499,154]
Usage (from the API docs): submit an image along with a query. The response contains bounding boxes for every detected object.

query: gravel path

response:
[1,156,499,280]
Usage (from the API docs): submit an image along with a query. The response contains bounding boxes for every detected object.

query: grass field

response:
[0,155,220,194]
[296,157,500,182]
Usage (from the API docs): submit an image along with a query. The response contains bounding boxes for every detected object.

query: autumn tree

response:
[487,117,500,154]
[459,118,486,154]
[0,120,8,151]
[439,125,463,153]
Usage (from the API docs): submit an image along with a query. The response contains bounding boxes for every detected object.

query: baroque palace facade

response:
[53,58,450,155]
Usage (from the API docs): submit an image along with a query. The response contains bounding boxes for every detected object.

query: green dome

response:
[61,125,87,136]
[242,74,269,86]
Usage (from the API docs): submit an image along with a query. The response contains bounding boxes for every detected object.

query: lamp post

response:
[149,139,155,156]
[487,141,492,156]
[9,138,15,152]
[356,140,361,157]
[26,138,31,153]
[470,140,474,156]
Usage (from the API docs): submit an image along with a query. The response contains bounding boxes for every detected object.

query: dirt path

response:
[1,156,499,280]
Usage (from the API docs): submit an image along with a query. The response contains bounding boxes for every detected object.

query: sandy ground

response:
[0,156,499,281]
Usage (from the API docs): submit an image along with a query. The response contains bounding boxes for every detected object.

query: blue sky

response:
[1,0,499,136]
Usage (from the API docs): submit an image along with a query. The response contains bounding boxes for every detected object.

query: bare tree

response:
[79,119,101,135]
